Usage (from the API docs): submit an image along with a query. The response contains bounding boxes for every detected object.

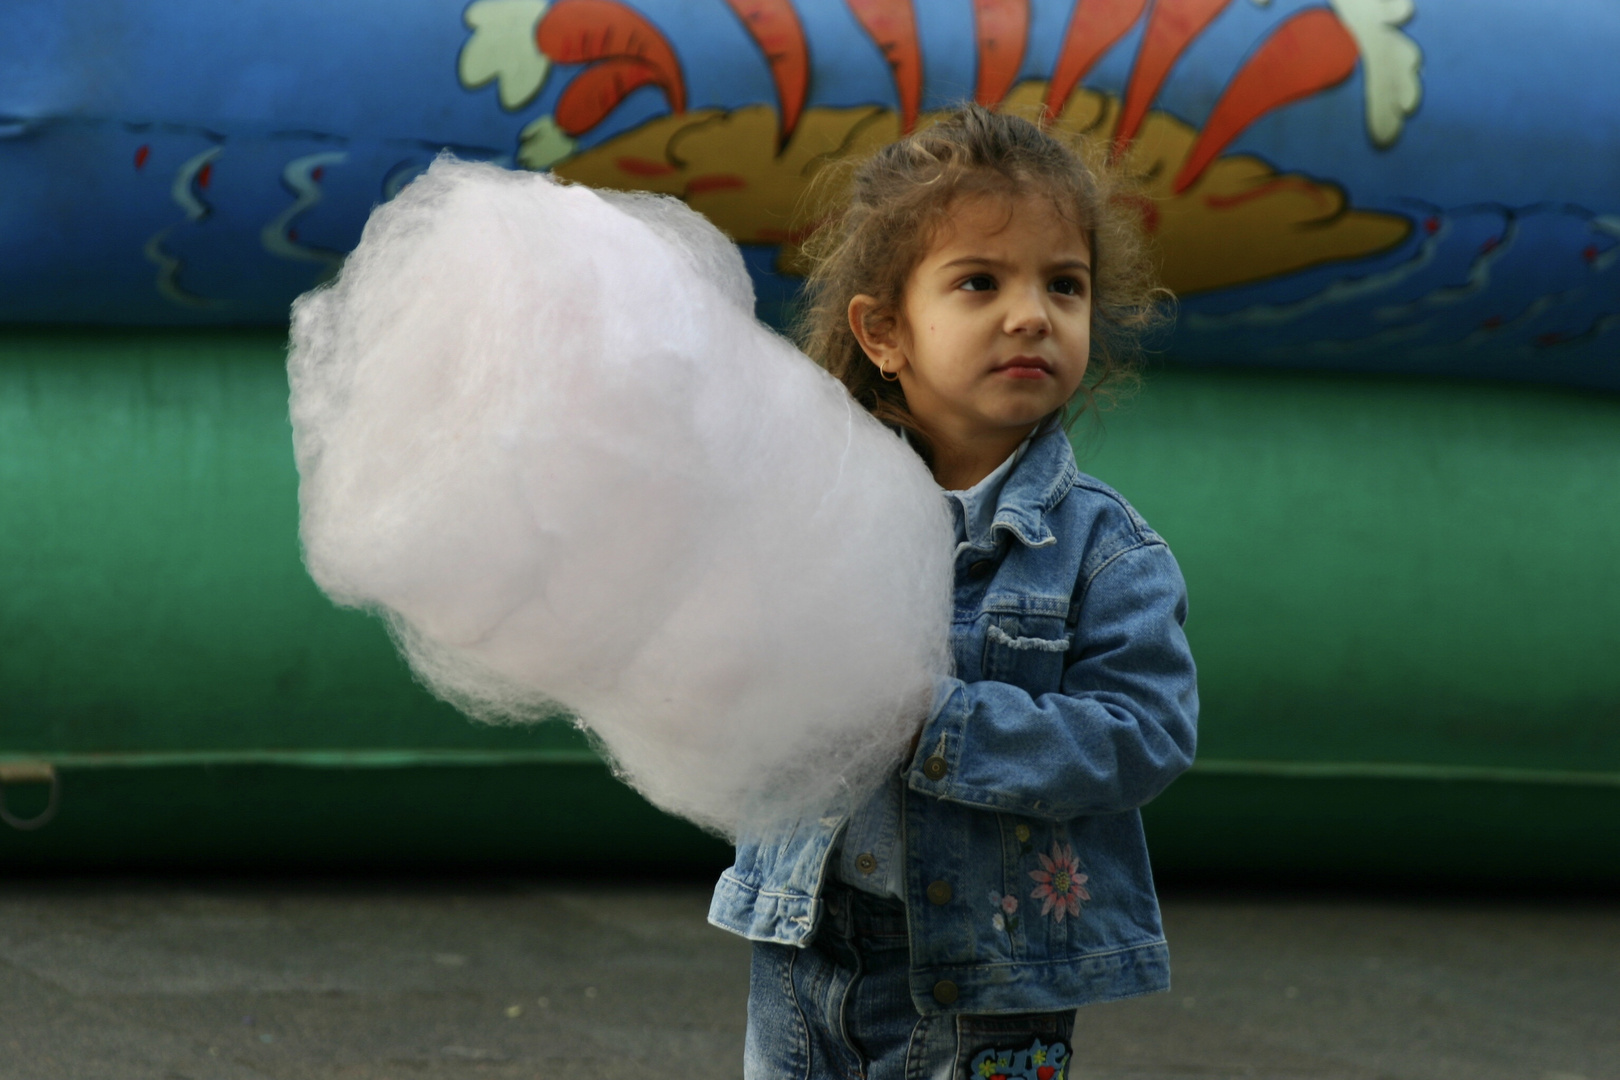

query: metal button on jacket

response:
[855,852,877,875]
[923,755,948,781]
[968,559,995,579]
[926,880,952,906]
[932,980,959,1005]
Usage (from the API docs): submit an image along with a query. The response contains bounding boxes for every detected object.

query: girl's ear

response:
[848,294,907,379]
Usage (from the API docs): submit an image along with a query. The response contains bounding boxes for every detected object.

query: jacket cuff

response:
[905,675,968,799]
[707,869,821,946]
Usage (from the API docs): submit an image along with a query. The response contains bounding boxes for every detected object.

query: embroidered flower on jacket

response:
[988,890,1020,933]
[1029,842,1090,922]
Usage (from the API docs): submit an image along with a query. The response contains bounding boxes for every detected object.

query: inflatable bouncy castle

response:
[2,0,1617,883]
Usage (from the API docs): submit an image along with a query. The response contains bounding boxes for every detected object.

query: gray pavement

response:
[0,877,1615,1080]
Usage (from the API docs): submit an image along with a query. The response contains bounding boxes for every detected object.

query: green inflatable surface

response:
[3,328,1617,884]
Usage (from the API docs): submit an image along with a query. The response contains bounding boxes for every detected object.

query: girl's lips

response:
[996,356,1052,379]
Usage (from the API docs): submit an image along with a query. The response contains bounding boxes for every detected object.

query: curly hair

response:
[795,104,1169,453]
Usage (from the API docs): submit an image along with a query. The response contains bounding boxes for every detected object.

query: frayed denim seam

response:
[985,624,1072,652]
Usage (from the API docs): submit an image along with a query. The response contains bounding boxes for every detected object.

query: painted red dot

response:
[1481,316,1502,330]
[134,144,150,169]
[312,167,324,182]
[288,228,299,242]
[684,173,748,196]
[1536,332,1563,346]
[615,156,677,177]
[1583,244,1600,263]
[1424,217,1440,234]
[196,162,213,188]
[1479,236,1500,254]
[1111,192,1160,235]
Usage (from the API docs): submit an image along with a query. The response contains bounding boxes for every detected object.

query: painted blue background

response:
[1,0,1615,387]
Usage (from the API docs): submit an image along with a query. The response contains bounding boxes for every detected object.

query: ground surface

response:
[0,877,1615,1080]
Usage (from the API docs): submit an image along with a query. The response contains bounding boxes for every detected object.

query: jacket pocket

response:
[981,614,1071,694]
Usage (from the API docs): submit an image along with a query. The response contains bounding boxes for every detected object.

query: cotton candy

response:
[287,158,954,837]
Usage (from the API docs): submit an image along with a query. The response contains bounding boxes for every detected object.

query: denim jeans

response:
[746,883,1076,1079]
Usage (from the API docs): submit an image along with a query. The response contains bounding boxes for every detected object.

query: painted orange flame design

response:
[845,0,924,132]
[533,0,1414,295]
[534,0,1390,183]
[722,0,810,147]
[1116,0,1233,151]
[972,0,1030,108]
[1045,0,1150,120]
[537,0,685,135]
[1174,8,1359,191]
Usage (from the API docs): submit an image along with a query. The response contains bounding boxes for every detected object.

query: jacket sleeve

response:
[904,538,1198,821]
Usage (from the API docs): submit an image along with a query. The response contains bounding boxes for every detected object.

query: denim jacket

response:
[709,423,1198,1016]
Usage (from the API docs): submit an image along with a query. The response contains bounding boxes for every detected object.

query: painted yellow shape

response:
[1113,95,1413,293]
[554,104,890,262]
[549,81,1409,295]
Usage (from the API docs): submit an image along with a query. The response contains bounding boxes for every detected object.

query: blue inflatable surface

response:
[1,0,1616,389]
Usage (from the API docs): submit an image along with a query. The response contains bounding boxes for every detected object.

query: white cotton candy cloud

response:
[287,158,954,837]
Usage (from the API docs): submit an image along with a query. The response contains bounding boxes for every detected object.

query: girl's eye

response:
[959,274,997,292]
[1049,276,1085,296]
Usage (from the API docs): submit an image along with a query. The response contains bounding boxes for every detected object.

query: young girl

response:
[708,106,1199,1078]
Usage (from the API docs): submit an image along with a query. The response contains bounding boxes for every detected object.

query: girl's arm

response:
[906,540,1198,820]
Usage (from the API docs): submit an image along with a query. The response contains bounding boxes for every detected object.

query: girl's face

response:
[853,191,1093,449]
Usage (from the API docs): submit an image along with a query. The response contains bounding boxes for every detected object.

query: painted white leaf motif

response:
[459,0,551,111]
[518,115,576,171]
[1331,0,1423,148]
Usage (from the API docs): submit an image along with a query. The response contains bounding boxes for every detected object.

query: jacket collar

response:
[983,421,1078,550]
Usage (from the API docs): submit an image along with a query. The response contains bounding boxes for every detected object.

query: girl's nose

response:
[1005,287,1051,337]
